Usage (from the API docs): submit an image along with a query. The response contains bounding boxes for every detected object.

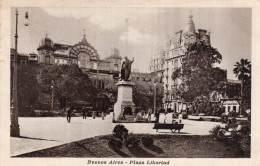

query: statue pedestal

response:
[113,81,135,121]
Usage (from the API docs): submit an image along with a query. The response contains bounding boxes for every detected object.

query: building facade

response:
[37,33,121,75]
[148,14,241,114]
[149,50,165,83]
[162,14,211,112]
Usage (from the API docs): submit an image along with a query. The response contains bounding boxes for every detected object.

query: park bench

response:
[153,123,184,133]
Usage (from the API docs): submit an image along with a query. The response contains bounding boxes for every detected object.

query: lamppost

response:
[50,80,54,116]
[165,92,169,113]
[10,9,30,137]
[153,82,156,114]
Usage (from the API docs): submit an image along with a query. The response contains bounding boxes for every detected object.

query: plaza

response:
[7,8,251,159]
[11,116,224,156]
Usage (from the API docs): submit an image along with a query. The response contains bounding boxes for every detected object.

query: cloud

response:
[42,8,165,31]
[42,8,92,19]
[120,27,156,44]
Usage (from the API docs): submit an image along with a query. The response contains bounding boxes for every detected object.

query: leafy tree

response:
[233,59,251,115]
[132,80,163,111]
[17,64,39,116]
[172,41,225,113]
[39,64,97,108]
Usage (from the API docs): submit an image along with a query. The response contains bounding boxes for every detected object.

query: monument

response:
[113,57,135,121]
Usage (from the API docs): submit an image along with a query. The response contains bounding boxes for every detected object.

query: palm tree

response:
[233,59,251,116]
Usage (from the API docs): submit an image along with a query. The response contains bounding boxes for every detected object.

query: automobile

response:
[198,113,206,116]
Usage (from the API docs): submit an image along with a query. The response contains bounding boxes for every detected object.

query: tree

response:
[17,64,39,116]
[233,59,251,115]
[172,41,225,113]
[39,64,97,108]
[132,80,164,111]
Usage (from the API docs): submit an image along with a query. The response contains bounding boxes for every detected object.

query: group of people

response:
[64,106,89,123]
[156,110,183,124]
[120,108,183,124]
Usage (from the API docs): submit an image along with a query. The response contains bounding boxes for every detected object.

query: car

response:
[198,113,206,116]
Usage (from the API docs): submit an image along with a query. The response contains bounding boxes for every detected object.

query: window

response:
[45,56,50,64]
[174,60,178,69]
[114,64,118,71]
[20,60,27,65]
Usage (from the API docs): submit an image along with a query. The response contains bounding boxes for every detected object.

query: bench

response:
[153,123,184,133]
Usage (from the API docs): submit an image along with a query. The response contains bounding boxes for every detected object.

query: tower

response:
[37,32,55,64]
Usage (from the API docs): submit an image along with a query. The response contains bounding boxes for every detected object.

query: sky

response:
[11,8,251,80]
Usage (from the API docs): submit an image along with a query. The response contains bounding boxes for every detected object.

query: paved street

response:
[11,115,224,156]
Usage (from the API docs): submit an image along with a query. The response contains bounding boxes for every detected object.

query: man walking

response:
[155,110,160,123]
[66,106,72,123]
[82,106,87,119]
[122,107,126,120]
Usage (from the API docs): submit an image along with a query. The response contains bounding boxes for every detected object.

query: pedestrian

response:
[66,106,72,123]
[164,112,167,123]
[81,106,87,119]
[178,111,183,124]
[172,113,177,124]
[147,109,152,121]
[155,110,160,123]
[122,107,126,120]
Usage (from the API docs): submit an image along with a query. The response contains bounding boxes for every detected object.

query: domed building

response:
[37,32,122,76]
[37,33,55,64]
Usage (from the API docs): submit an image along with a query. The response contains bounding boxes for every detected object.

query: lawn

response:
[16,134,249,158]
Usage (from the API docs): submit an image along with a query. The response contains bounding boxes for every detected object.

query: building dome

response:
[184,14,196,34]
[107,48,122,59]
[37,32,55,51]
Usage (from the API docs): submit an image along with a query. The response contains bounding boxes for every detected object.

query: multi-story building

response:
[221,79,241,114]
[162,14,211,112]
[37,33,121,76]
[147,14,242,114]
[149,50,165,83]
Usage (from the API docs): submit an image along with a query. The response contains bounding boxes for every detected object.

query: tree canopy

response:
[172,41,226,107]
[39,64,97,107]
[233,58,251,113]
[17,64,39,115]
[132,80,164,110]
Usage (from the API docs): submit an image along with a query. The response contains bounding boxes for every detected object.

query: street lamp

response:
[51,83,54,116]
[153,82,156,114]
[165,92,169,113]
[24,11,30,26]
[11,9,30,137]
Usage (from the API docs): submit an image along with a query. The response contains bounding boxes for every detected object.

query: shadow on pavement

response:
[145,144,164,154]
[19,136,62,142]
[156,131,189,135]
[74,142,98,157]
[128,146,155,157]
[111,146,130,157]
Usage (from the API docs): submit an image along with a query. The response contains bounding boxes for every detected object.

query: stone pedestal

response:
[113,81,135,121]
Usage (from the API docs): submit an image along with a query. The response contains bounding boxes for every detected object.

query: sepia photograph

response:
[0,1,259,166]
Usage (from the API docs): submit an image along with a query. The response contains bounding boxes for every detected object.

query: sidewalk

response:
[11,116,223,156]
